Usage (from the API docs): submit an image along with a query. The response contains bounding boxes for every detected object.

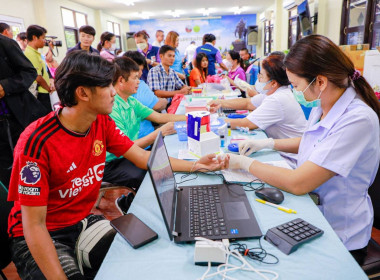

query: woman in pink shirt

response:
[224,50,246,90]
[97,32,116,62]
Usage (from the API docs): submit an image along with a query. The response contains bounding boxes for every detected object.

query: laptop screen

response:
[147,132,177,240]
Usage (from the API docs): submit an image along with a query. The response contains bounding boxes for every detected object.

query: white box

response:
[363,50,380,89]
[188,132,220,157]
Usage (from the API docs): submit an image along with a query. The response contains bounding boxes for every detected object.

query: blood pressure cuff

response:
[75,215,116,274]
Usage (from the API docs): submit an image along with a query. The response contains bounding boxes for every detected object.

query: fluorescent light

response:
[115,0,135,6]
[202,8,210,16]
[232,6,243,15]
[137,12,152,19]
[169,9,184,18]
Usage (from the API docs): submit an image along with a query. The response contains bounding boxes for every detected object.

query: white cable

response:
[195,237,279,280]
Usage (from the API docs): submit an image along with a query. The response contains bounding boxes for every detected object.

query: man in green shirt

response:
[24,25,53,111]
[104,56,186,214]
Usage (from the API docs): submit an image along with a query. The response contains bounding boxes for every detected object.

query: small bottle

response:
[227,123,231,136]
[220,135,225,147]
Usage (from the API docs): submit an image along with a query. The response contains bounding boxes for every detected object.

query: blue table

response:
[95,128,367,279]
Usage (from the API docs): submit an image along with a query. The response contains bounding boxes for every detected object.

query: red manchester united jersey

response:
[8,110,134,237]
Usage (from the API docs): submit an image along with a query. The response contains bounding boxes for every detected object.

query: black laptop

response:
[147,132,262,243]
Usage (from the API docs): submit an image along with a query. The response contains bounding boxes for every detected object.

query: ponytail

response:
[97,42,102,52]
[351,74,380,120]
[97,32,115,52]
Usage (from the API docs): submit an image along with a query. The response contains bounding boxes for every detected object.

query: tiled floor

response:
[3,190,380,279]
[2,189,127,280]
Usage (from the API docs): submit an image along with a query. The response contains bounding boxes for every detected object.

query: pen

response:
[255,198,297,214]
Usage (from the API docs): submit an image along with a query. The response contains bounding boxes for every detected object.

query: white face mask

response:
[137,42,148,51]
[255,79,272,94]
[109,43,116,51]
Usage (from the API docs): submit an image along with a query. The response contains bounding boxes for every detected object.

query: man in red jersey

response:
[7,51,228,280]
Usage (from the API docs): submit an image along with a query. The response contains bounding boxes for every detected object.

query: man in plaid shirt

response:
[147,45,191,101]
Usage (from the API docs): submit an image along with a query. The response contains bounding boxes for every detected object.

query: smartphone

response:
[110,213,158,249]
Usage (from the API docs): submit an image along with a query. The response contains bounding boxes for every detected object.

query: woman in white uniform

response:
[227,35,380,264]
[210,53,307,167]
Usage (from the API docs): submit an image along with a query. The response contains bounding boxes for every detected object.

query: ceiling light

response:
[115,0,135,6]
[202,8,210,16]
[138,12,151,19]
[170,10,184,18]
[233,6,243,15]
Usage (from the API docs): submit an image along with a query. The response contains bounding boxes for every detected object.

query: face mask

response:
[292,78,322,108]
[109,43,116,51]
[137,42,147,50]
[255,79,272,94]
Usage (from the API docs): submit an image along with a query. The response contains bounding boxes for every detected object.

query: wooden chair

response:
[95,182,136,209]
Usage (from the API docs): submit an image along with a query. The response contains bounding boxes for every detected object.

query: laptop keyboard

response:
[189,186,227,237]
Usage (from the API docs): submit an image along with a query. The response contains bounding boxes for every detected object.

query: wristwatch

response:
[150,60,154,66]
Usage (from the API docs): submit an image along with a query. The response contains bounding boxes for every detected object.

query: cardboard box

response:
[188,132,220,157]
[356,44,370,50]
[341,49,367,74]
[339,45,357,51]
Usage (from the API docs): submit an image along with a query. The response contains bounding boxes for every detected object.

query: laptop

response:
[147,132,262,243]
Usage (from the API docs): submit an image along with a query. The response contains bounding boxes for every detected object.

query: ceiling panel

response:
[70,0,275,20]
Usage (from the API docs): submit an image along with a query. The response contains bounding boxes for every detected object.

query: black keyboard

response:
[264,218,324,255]
[189,186,226,237]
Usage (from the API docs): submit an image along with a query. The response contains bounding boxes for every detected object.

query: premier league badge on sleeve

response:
[20,161,41,185]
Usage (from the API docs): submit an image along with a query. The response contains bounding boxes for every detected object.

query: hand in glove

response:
[227,153,255,172]
[238,138,275,156]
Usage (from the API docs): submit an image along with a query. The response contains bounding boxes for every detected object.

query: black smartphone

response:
[110,213,158,249]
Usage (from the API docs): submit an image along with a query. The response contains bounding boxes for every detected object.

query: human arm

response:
[145,110,186,123]
[246,87,259,97]
[123,144,229,172]
[146,58,159,67]
[176,72,186,80]
[238,137,301,156]
[152,98,168,111]
[215,51,228,71]
[22,205,67,280]
[134,122,176,148]
[208,98,255,113]
[36,75,52,92]
[0,38,37,95]
[228,154,335,195]
[154,88,189,98]
[224,117,258,130]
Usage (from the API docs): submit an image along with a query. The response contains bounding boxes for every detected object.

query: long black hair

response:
[195,52,208,81]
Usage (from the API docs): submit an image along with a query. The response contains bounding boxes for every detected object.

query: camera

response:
[44,36,62,47]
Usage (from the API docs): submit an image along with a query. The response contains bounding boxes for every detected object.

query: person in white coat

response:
[209,53,307,167]
[227,35,380,264]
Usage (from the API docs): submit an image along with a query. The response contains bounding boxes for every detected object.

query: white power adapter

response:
[194,239,229,266]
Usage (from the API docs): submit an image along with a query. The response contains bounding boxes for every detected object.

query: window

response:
[107,21,122,51]
[264,20,274,55]
[340,0,380,49]
[61,7,88,49]
[288,7,301,48]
